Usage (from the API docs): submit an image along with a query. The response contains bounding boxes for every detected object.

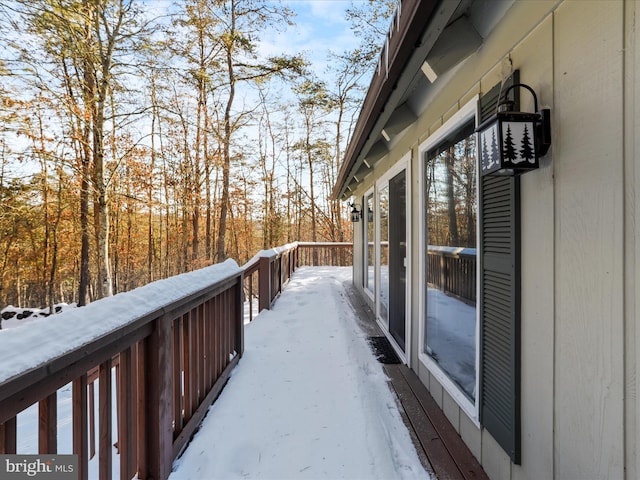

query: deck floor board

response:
[343,280,489,480]
[386,364,490,480]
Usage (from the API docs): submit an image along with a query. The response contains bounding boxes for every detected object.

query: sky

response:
[259,1,363,73]
[6,265,431,479]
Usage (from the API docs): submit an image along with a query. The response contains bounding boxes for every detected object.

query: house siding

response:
[348,1,637,478]
[625,0,640,478]
[553,2,625,478]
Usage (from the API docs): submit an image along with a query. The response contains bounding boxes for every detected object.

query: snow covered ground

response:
[169,266,430,480]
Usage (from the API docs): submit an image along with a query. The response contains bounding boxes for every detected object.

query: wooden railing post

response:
[145,315,173,480]
[259,255,271,311]
[73,375,89,480]
[0,417,17,454]
[38,392,57,453]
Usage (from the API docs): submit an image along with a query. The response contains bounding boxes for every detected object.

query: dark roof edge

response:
[332,0,440,200]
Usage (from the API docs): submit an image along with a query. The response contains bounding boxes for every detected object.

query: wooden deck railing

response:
[242,242,352,323]
[0,263,244,480]
[0,241,352,480]
[427,246,477,304]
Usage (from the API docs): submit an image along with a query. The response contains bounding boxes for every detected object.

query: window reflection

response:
[424,123,477,400]
[378,186,389,324]
[365,193,375,295]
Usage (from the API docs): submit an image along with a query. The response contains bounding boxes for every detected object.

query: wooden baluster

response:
[207,298,214,390]
[130,344,139,480]
[136,341,147,480]
[89,380,96,459]
[218,293,225,376]
[248,274,253,322]
[118,348,133,480]
[180,313,191,422]
[189,311,198,415]
[99,359,112,480]
[198,305,205,403]
[224,289,230,367]
[235,278,244,359]
[215,294,222,377]
[172,317,183,435]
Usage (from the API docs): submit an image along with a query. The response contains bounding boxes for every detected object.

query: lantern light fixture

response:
[476,83,551,176]
[349,203,362,222]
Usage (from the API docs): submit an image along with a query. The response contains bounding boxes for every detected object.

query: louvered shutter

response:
[478,73,521,464]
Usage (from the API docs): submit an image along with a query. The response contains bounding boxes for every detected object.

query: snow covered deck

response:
[1,251,487,480]
[169,266,429,480]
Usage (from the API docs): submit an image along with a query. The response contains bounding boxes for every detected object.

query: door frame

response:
[375,151,412,364]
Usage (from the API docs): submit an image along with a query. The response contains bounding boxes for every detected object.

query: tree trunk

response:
[445,146,459,246]
[216,4,236,263]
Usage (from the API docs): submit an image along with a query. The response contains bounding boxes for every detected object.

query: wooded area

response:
[0,0,394,311]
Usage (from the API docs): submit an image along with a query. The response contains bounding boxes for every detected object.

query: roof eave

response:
[332,0,441,200]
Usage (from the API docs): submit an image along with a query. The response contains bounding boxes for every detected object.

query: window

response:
[424,121,478,401]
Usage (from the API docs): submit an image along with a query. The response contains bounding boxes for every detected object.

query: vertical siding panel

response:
[511,15,555,480]
[626,1,640,478]
[554,2,624,478]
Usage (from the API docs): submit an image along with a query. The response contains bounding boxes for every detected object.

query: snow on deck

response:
[169,266,430,480]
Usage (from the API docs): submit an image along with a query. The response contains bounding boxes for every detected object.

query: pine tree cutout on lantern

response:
[477,83,551,176]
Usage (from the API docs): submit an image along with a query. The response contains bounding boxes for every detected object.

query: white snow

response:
[0,259,242,384]
[169,267,430,480]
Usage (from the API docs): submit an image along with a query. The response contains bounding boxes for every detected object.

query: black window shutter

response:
[478,72,521,464]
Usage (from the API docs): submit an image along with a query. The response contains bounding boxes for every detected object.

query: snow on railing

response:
[0,260,244,480]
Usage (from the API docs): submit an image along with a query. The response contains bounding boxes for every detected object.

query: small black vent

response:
[367,336,401,364]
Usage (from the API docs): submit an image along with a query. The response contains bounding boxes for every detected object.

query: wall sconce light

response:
[349,203,362,222]
[367,207,374,223]
[476,83,551,176]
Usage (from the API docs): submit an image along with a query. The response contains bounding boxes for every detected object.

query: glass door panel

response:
[364,193,375,296]
[378,185,389,326]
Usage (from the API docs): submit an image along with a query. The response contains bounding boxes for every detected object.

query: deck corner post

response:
[0,417,17,454]
[258,255,271,311]
[145,314,173,480]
